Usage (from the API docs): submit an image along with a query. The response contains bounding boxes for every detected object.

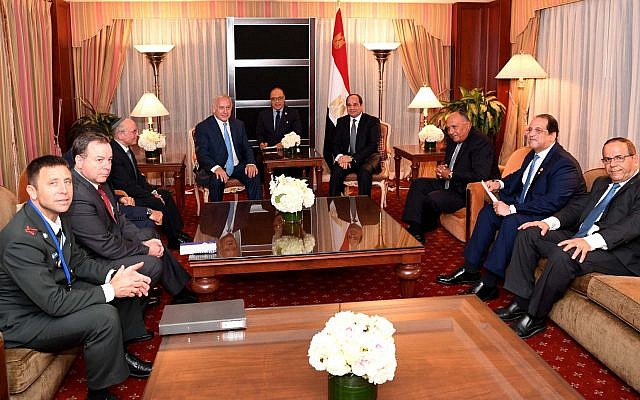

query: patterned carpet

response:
[55,182,639,399]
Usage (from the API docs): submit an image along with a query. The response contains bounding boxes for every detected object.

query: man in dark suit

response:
[0,156,152,400]
[256,87,303,149]
[437,114,586,301]
[108,118,191,248]
[68,132,197,305]
[402,111,500,243]
[194,95,262,202]
[328,94,380,197]
[497,137,640,338]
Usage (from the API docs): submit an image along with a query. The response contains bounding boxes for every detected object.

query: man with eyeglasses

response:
[437,114,585,302]
[256,87,302,150]
[497,137,640,338]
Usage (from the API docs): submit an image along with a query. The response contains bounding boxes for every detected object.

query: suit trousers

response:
[329,157,380,197]
[463,205,541,277]
[504,228,633,318]
[135,189,184,241]
[207,164,262,202]
[401,178,465,231]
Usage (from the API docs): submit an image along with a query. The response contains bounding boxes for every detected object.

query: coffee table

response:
[143,296,581,399]
[188,196,423,298]
[260,146,324,194]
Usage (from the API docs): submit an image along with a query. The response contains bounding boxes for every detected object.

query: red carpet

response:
[55,182,639,399]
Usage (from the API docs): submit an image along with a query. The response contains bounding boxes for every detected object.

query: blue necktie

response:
[518,154,539,204]
[574,183,620,238]
[222,122,234,175]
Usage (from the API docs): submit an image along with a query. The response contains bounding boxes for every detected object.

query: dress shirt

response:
[211,117,239,173]
[335,113,362,161]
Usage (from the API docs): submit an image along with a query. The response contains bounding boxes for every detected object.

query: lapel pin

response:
[24,225,37,236]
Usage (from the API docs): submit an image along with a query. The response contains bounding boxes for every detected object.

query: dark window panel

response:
[234,67,309,100]
[234,25,309,59]
[237,106,309,142]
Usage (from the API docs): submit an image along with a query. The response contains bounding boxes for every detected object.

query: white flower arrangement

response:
[272,233,316,255]
[137,129,166,151]
[270,175,315,213]
[281,131,301,149]
[308,311,397,385]
[418,124,444,142]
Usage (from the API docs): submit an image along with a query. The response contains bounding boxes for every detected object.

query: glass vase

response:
[328,374,377,400]
[281,211,302,223]
[423,140,436,152]
[144,148,161,163]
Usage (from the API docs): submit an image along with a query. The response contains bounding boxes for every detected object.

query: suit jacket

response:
[194,116,257,184]
[0,205,110,345]
[554,174,640,275]
[198,201,250,239]
[108,141,154,200]
[255,106,302,146]
[331,113,380,168]
[500,143,586,216]
[68,169,153,260]
[443,127,500,196]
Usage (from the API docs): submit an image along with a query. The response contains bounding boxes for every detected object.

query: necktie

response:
[126,149,137,171]
[350,119,357,154]
[275,110,281,132]
[97,185,116,221]
[518,154,540,204]
[55,229,64,248]
[574,183,621,238]
[222,122,234,176]
[444,143,462,190]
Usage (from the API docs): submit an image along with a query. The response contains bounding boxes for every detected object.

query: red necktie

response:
[97,185,116,221]
[340,231,350,251]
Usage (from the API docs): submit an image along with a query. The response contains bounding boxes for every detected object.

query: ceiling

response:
[66,0,494,3]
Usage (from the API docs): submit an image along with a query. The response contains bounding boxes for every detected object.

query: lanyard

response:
[27,200,72,289]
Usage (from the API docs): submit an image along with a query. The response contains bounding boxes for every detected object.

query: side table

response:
[137,155,186,210]
[393,145,446,198]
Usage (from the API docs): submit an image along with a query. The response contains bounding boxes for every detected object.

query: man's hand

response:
[214,168,229,183]
[435,163,451,179]
[259,142,268,150]
[118,196,135,206]
[142,238,164,257]
[275,142,284,149]
[246,164,258,178]
[485,180,501,192]
[518,220,550,235]
[337,155,353,169]
[110,262,151,298]
[492,200,511,216]
[148,210,163,225]
[558,237,591,263]
[151,190,165,205]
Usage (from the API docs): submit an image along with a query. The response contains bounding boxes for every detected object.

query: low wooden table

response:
[143,296,581,399]
[260,147,324,194]
[137,154,187,210]
[189,196,423,298]
[393,145,446,197]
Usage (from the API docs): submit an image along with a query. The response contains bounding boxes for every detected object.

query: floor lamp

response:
[134,44,175,134]
[363,42,400,121]
[495,53,547,145]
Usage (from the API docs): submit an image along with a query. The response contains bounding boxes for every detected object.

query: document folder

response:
[159,299,246,335]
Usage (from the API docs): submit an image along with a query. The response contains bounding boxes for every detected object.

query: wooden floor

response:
[143,296,581,400]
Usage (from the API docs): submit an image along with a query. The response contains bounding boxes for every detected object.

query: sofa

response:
[0,185,79,400]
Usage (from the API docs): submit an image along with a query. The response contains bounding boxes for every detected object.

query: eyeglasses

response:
[270,96,285,102]
[601,154,635,164]
[524,127,548,134]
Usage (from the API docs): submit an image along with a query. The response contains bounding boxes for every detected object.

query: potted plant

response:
[69,98,120,139]
[428,87,506,138]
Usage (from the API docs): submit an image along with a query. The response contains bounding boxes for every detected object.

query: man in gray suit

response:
[0,156,152,400]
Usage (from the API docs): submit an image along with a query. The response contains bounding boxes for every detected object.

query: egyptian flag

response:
[323,7,350,167]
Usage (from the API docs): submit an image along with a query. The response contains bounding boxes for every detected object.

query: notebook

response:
[158,299,246,335]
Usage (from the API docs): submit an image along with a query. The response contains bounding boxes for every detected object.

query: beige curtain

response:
[499,13,540,164]
[0,0,55,192]
[73,19,132,115]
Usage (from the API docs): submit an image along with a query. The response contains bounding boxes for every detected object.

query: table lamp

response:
[408,85,443,128]
[130,92,169,132]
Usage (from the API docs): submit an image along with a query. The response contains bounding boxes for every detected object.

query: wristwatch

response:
[146,208,153,217]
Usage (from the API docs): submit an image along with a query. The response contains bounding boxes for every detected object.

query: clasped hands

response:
[143,238,164,257]
[214,164,258,182]
[337,155,353,169]
[110,262,151,298]
[518,220,592,263]
[435,163,452,180]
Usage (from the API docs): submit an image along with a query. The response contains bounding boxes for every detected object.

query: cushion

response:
[588,275,640,332]
[5,348,56,393]
[535,261,597,296]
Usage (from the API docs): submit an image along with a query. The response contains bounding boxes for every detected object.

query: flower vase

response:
[145,149,161,163]
[328,374,377,400]
[423,140,436,152]
[284,146,297,158]
[282,211,302,223]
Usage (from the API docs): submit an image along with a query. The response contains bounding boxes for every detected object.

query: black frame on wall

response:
[227,17,316,147]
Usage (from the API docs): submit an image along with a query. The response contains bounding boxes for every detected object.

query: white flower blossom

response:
[307,311,396,385]
[270,175,315,213]
[137,129,167,151]
[418,124,444,142]
[281,131,301,149]
[272,233,316,255]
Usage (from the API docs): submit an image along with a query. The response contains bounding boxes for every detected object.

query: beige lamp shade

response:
[131,92,169,131]
[408,86,443,109]
[363,42,400,51]
[134,44,175,55]
[496,53,548,88]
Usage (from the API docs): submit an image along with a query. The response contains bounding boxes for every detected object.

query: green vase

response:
[423,140,436,152]
[144,149,161,163]
[328,374,377,400]
[281,211,302,223]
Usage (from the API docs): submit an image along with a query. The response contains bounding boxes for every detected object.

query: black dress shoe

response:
[143,296,159,308]
[125,330,154,344]
[125,352,153,378]
[436,266,480,285]
[172,288,198,304]
[406,225,425,245]
[495,301,527,321]
[465,281,499,301]
[510,314,547,339]
[149,286,162,298]
[177,231,194,243]
[87,388,117,400]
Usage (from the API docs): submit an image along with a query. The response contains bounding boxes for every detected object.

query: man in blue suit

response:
[436,114,586,300]
[194,95,262,202]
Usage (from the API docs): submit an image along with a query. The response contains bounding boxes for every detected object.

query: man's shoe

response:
[177,231,193,243]
[411,232,425,245]
[167,239,180,250]
[87,389,117,400]
[510,314,547,339]
[149,286,162,298]
[143,296,159,308]
[125,330,154,344]
[436,266,480,285]
[465,281,499,301]
[173,288,198,304]
[495,301,527,321]
[125,352,153,378]
[406,225,425,245]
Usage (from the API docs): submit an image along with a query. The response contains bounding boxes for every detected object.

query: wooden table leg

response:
[263,166,272,198]
[395,263,422,298]
[174,168,185,211]
[314,165,323,194]
[190,277,220,302]
[394,154,402,198]
[410,162,420,181]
